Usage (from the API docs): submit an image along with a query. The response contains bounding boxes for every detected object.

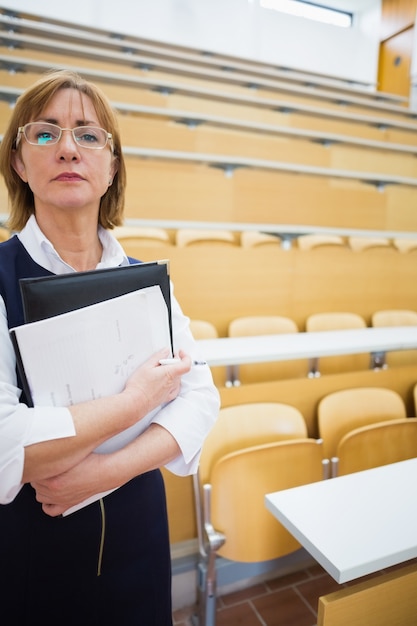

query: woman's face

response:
[12,88,117,219]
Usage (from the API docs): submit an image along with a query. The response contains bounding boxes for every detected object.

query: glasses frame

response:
[15,122,114,152]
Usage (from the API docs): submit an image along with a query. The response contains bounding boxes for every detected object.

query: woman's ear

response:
[11,151,28,182]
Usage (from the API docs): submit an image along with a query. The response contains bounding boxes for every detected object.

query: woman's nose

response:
[57,129,80,158]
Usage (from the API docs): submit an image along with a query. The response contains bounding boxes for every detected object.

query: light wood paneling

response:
[380,0,417,41]
[121,159,417,231]
[318,561,417,626]
[111,245,417,337]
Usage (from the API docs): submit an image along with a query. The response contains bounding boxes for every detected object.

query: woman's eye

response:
[36,132,54,144]
[79,132,98,143]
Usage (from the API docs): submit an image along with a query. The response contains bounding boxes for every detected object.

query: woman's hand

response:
[31,452,105,516]
[31,348,192,516]
[123,348,191,417]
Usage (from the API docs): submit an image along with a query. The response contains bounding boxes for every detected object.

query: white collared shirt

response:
[0,216,219,503]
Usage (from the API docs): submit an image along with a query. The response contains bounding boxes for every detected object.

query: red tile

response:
[253,587,316,626]
[294,572,340,613]
[216,601,264,625]
[220,582,269,606]
[267,569,311,591]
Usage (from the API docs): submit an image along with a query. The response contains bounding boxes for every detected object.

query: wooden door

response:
[378,25,414,97]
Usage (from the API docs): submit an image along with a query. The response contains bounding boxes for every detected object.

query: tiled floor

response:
[172,559,417,626]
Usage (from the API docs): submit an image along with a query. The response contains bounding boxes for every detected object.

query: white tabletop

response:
[265,458,417,583]
[196,326,417,366]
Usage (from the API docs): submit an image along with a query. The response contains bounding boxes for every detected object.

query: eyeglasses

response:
[16,122,114,151]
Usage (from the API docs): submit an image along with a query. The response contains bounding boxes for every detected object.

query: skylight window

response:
[259,0,352,28]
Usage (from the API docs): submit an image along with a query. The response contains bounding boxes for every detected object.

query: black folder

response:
[19,259,173,349]
[13,260,173,407]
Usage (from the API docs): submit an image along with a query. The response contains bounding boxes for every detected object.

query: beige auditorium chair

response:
[333,417,417,477]
[188,319,226,387]
[175,228,238,247]
[393,237,417,253]
[227,315,308,384]
[297,234,346,250]
[317,386,407,469]
[112,226,172,257]
[371,309,417,368]
[305,311,368,376]
[189,319,218,340]
[193,402,327,626]
[348,236,393,252]
[372,309,417,327]
[240,231,281,248]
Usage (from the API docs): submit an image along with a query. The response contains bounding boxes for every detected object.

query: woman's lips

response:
[54,173,84,181]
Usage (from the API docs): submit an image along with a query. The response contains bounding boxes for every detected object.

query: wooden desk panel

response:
[317,561,417,626]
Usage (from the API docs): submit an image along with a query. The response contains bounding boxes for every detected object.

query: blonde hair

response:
[0,69,126,232]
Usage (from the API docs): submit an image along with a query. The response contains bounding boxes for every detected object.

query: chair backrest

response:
[393,238,417,253]
[305,312,368,376]
[198,402,308,485]
[227,316,305,383]
[336,418,417,476]
[176,228,237,247]
[240,231,281,248]
[188,319,227,387]
[318,387,406,459]
[297,234,345,250]
[113,226,171,243]
[228,315,298,337]
[112,226,173,255]
[210,438,325,562]
[306,312,366,332]
[371,309,417,327]
[189,319,218,339]
[348,236,392,252]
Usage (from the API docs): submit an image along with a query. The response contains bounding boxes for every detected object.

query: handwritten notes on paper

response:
[11,285,171,407]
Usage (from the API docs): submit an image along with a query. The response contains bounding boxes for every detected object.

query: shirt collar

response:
[17,215,129,274]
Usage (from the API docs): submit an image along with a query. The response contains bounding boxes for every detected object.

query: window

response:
[259,0,352,28]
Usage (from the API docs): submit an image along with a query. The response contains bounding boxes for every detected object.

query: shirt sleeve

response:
[0,297,76,504]
[152,285,220,476]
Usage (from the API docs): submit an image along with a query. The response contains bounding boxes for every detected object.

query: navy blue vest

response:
[0,236,54,330]
[0,237,54,403]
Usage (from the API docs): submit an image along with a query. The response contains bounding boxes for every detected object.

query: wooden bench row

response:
[0,9,406,107]
[1,29,413,118]
[1,44,417,231]
[1,51,416,136]
[2,85,416,158]
[115,219,417,241]
[2,217,417,248]
[121,145,417,189]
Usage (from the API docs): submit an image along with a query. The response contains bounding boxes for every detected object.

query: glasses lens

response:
[73,126,108,148]
[24,122,60,145]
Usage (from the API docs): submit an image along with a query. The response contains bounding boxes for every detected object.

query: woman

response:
[0,69,220,625]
